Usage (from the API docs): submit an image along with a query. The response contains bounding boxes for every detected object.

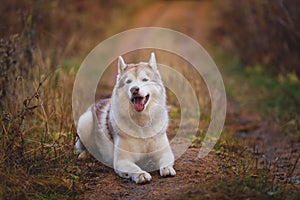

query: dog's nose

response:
[130,86,139,94]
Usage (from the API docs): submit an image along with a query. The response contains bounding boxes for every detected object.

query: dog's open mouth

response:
[131,94,149,112]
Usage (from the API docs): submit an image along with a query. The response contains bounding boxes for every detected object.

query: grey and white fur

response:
[75,52,176,184]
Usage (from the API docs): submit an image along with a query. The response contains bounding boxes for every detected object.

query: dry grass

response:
[0,24,83,199]
[0,1,157,199]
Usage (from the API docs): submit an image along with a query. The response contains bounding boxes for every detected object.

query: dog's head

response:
[114,52,165,113]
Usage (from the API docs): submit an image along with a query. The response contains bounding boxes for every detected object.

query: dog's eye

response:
[142,78,149,82]
[126,79,132,84]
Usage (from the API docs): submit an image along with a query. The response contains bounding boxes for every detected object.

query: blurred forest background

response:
[0,0,299,199]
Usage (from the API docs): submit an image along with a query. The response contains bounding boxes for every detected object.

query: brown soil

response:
[79,1,300,199]
[81,148,222,200]
[227,100,300,188]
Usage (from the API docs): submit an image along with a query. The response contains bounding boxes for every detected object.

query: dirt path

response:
[128,1,214,45]
[82,148,223,200]
[80,1,299,199]
[226,103,300,187]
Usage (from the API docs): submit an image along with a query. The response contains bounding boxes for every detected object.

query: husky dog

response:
[75,52,176,184]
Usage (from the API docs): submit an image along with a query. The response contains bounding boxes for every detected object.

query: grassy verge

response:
[188,44,300,199]
[214,132,299,199]
[212,49,300,199]
[0,31,83,199]
[213,48,300,135]
[0,1,158,199]
[190,128,299,199]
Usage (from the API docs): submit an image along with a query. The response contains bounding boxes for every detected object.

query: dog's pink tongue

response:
[134,98,145,112]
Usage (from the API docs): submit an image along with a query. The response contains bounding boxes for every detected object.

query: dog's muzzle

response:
[130,86,149,112]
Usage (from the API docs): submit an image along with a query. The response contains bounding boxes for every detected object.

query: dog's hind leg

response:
[74,136,84,153]
[74,109,94,160]
[75,136,89,160]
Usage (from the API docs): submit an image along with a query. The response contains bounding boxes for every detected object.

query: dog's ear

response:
[149,52,157,70]
[118,56,126,74]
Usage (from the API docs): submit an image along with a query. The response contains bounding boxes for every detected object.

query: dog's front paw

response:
[160,166,176,177]
[132,172,152,184]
